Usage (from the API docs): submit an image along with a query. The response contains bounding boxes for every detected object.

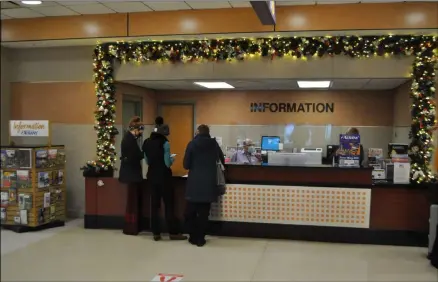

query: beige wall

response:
[1,47,12,145]
[4,47,156,218]
[393,82,411,127]
[156,90,394,126]
[115,82,156,125]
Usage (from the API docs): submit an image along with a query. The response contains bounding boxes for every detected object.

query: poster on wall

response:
[338,134,361,168]
[9,120,49,137]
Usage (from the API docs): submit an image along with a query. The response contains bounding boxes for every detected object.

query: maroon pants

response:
[123,182,143,235]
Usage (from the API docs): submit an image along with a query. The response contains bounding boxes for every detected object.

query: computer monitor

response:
[261,136,281,151]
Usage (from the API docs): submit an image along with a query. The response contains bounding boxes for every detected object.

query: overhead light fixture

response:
[194,82,235,89]
[21,1,42,5]
[297,81,331,89]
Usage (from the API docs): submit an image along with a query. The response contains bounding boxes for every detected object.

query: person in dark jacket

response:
[153,116,164,132]
[119,116,145,236]
[143,124,187,241]
[183,124,225,247]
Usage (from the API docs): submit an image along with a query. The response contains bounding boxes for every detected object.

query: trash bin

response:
[430,205,438,256]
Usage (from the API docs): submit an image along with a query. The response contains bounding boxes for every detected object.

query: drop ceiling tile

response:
[143,1,191,11]
[315,0,359,4]
[331,79,368,89]
[30,6,79,16]
[276,1,316,5]
[1,1,20,9]
[102,1,151,13]
[67,3,115,14]
[13,1,59,7]
[186,1,232,9]
[229,1,252,8]
[0,14,12,19]
[1,8,44,18]
[57,1,100,5]
[364,78,408,90]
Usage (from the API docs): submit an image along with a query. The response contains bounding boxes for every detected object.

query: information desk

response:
[84,164,430,246]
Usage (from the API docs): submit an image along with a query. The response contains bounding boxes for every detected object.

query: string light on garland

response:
[408,41,437,183]
[83,35,437,183]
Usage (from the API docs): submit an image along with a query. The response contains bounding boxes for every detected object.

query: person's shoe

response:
[188,237,197,245]
[153,234,162,241]
[196,239,206,247]
[169,234,188,240]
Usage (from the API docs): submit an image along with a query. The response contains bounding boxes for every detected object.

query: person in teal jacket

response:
[142,124,186,241]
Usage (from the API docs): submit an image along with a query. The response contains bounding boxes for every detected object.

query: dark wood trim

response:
[2,220,65,233]
[83,215,427,247]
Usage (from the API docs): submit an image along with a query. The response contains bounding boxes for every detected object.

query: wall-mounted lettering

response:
[250,102,334,113]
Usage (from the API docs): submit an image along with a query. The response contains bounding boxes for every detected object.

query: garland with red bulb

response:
[83,35,437,183]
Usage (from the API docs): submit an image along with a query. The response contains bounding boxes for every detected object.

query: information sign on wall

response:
[250,102,334,113]
[9,120,50,137]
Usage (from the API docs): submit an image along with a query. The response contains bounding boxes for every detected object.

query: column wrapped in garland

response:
[81,35,437,184]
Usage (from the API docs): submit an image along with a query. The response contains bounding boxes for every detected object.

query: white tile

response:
[1,1,20,9]
[0,14,12,19]
[229,1,252,8]
[56,1,100,5]
[144,1,191,11]
[276,1,317,5]
[13,0,59,7]
[1,227,436,282]
[102,1,152,13]
[1,8,44,18]
[331,79,369,90]
[316,0,359,3]
[30,6,79,16]
[67,3,115,14]
[186,1,232,9]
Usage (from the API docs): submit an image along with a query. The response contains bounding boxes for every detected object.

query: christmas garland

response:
[83,35,437,183]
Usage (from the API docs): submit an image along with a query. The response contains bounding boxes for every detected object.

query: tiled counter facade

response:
[210,184,371,228]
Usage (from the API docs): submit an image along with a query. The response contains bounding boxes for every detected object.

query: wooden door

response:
[161,104,194,176]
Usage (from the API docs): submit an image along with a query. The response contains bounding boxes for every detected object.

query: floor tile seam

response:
[249,240,269,282]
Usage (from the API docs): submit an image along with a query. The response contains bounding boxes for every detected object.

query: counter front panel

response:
[84,164,429,247]
[210,184,371,228]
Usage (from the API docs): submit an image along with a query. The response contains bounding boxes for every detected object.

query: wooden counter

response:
[84,164,431,246]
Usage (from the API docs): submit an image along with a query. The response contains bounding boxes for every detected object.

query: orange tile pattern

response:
[210,185,371,228]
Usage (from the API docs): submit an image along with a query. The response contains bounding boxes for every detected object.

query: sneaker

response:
[169,234,188,240]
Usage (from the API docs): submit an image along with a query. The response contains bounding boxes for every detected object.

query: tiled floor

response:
[1,220,437,281]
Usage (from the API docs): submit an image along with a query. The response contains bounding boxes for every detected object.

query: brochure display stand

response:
[1,121,65,232]
[0,146,66,232]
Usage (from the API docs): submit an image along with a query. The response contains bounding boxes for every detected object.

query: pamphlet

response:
[20,210,28,225]
[17,170,30,189]
[338,134,361,168]
[44,192,51,208]
[0,208,6,224]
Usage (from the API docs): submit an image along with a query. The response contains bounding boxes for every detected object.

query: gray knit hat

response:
[156,124,170,136]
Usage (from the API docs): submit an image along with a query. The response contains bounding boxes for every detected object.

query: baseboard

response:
[84,214,427,247]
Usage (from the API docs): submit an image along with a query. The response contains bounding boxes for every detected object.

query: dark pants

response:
[123,182,143,235]
[185,202,211,243]
[150,183,180,235]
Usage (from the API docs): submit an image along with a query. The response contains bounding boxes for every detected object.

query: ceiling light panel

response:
[194,82,235,89]
[297,81,331,88]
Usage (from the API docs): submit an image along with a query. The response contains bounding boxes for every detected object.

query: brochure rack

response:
[1,145,66,232]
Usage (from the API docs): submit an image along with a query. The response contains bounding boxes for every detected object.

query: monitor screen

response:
[261,136,280,151]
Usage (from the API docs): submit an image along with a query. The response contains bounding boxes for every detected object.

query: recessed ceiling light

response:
[297,81,331,89]
[194,82,235,89]
[21,1,42,5]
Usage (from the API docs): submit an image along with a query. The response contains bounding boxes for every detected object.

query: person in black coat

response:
[183,124,224,247]
[143,124,187,241]
[119,116,144,236]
